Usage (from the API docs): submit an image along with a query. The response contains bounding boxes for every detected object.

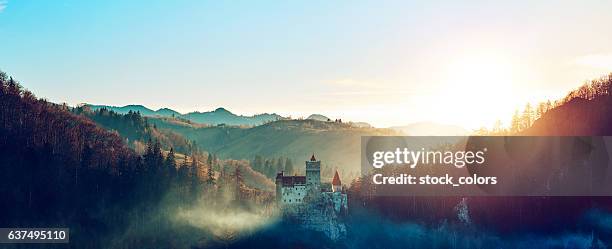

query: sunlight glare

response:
[439,54,518,128]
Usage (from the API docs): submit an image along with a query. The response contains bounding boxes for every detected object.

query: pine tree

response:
[190,154,200,198]
[536,102,547,120]
[150,139,163,174]
[521,103,533,130]
[178,155,189,183]
[144,139,155,172]
[165,148,177,179]
[206,154,215,186]
[511,109,521,133]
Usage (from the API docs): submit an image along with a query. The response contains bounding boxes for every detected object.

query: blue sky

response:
[1,0,612,128]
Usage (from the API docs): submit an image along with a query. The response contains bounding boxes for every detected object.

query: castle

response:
[275,154,347,213]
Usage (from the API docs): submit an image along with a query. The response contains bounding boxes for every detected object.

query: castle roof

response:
[332,170,341,185]
[281,176,306,187]
[310,153,316,161]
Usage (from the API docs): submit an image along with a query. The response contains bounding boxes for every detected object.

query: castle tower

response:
[332,170,342,192]
[305,153,321,193]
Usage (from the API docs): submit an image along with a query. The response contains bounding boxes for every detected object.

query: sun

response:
[438,54,519,129]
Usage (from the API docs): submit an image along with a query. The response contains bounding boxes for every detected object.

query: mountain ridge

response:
[84,104,284,126]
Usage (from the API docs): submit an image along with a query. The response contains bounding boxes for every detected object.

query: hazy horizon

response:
[82,102,472,129]
[2,0,612,128]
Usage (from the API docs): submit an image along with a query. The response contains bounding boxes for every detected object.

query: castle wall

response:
[280,184,306,204]
[283,192,348,240]
[322,191,348,213]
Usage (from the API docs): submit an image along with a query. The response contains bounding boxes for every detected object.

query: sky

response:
[1,0,612,129]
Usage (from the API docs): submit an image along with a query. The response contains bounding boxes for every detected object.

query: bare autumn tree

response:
[511,110,522,133]
[521,103,534,130]
[496,73,612,135]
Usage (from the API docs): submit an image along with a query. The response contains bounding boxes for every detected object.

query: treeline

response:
[250,154,350,183]
[73,105,197,155]
[479,73,612,135]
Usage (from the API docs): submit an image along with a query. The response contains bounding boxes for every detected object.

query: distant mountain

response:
[156,107,181,117]
[306,114,372,128]
[390,122,469,136]
[86,104,164,117]
[84,104,284,126]
[183,107,283,126]
[307,114,331,121]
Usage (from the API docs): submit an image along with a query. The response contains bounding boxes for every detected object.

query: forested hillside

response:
[521,73,612,135]
[73,105,196,155]
[475,73,612,136]
[346,73,612,242]
[150,118,400,182]
[0,71,275,248]
[0,72,145,246]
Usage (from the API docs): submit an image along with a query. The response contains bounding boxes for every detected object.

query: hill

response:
[86,104,181,117]
[73,105,196,155]
[156,107,182,117]
[85,104,284,126]
[521,73,612,136]
[0,72,145,242]
[87,104,161,116]
[149,118,399,181]
[522,96,612,135]
[183,107,283,126]
[307,114,331,121]
[0,71,277,248]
